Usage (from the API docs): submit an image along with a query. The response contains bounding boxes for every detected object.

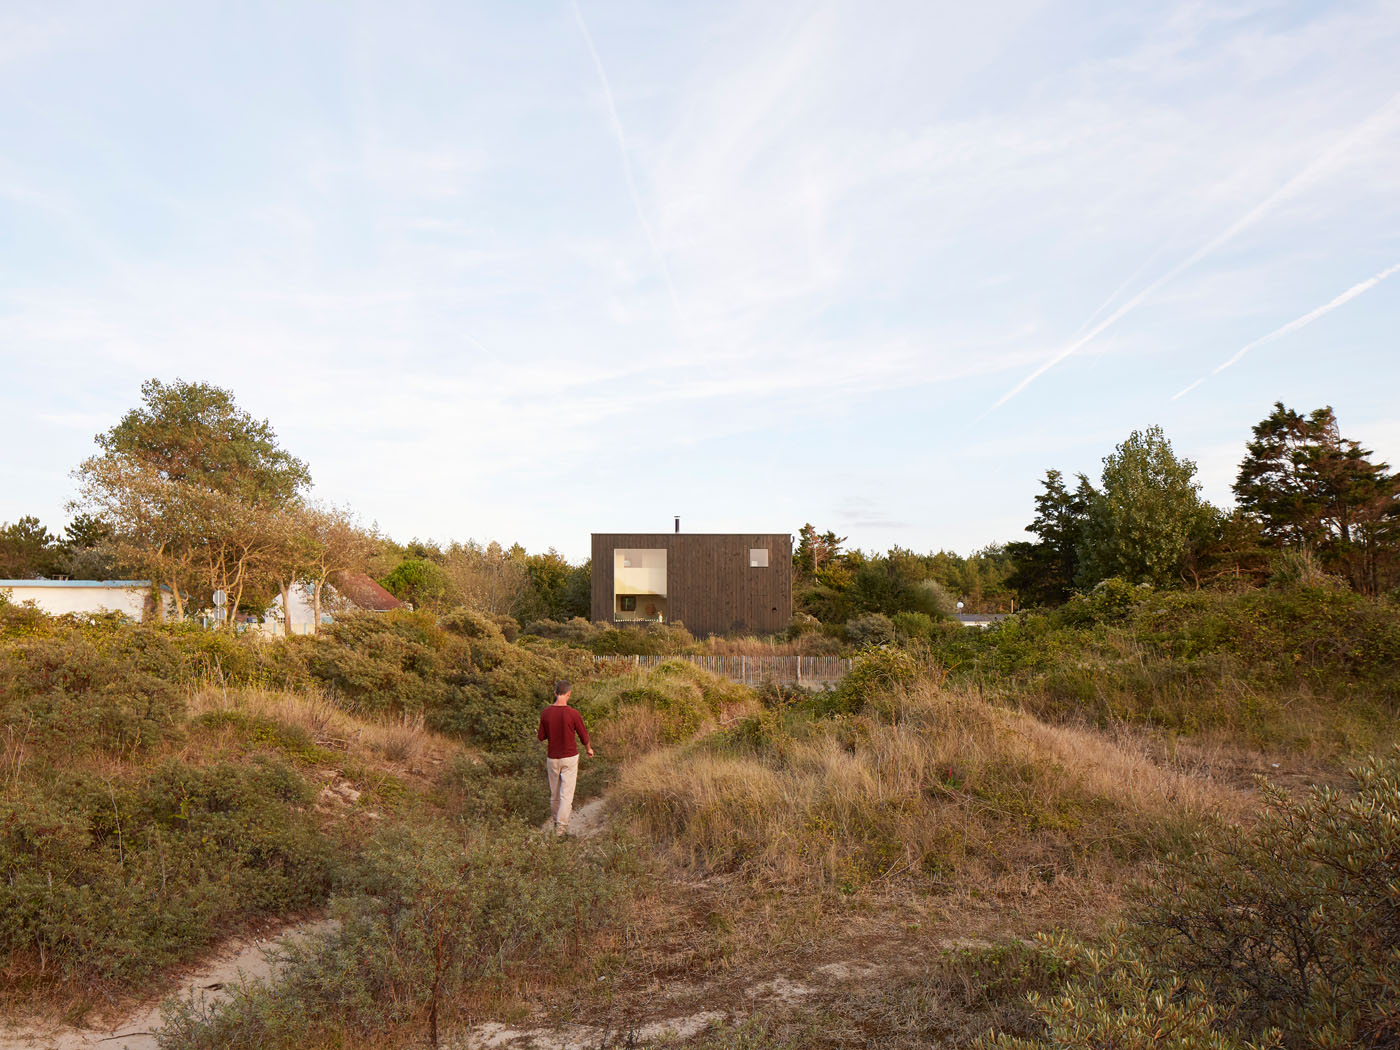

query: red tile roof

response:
[333,572,406,612]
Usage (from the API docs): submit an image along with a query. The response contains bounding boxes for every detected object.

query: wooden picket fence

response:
[591,653,851,684]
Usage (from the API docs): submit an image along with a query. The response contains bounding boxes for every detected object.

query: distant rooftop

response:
[0,579,152,588]
[332,572,405,612]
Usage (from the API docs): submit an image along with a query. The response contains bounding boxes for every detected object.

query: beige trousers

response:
[546,754,580,833]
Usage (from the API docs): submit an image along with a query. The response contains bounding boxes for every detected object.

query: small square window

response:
[749,548,769,568]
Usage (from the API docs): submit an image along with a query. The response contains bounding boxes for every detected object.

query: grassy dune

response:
[617,681,1244,893]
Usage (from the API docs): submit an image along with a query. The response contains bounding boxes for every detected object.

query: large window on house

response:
[614,548,668,622]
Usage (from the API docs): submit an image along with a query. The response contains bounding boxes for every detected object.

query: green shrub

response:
[589,621,695,655]
[913,587,1400,750]
[437,751,550,825]
[1056,577,1146,626]
[308,610,453,717]
[978,934,1273,1050]
[159,822,623,1050]
[0,759,335,988]
[490,613,520,642]
[0,633,185,758]
[845,612,896,647]
[893,611,935,640]
[987,749,1400,1049]
[1139,751,1400,1046]
[523,615,607,645]
[308,610,565,752]
[821,647,926,715]
[438,607,503,640]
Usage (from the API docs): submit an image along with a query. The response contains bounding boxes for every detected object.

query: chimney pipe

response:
[674,516,680,533]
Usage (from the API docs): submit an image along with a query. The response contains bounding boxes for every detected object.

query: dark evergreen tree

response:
[1234,403,1400,593]
[1006,470,1091,606]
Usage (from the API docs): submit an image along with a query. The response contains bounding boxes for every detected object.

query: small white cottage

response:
[0,579,157,619]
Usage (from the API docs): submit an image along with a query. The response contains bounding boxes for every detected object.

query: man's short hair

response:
[554,679,571,697]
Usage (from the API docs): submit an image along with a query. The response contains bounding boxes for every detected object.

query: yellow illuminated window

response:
[614,548,667,621]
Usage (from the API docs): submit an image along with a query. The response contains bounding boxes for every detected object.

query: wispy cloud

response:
[568,0,691,341]
[1172,261,1400,399]
[835,496,908,530]
[985,90,1400,414]
[4,0,1400,556]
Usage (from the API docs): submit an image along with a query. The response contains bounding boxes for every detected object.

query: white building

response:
[256,574,405,636]
[259,583,324,636]
[0,579,156,619]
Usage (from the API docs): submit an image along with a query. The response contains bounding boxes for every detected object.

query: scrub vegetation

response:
[3,381,1399,1049]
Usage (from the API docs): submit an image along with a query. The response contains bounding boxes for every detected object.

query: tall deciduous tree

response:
[75,379,313,623]
[1077,426,1211,589]
[441,540,530,616]
[97,378,310,504]
[301,504,379,634]
[1234,403,1399,593]
[73,458,200,618]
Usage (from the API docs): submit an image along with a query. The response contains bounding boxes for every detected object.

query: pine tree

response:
[1234,403,1399,593]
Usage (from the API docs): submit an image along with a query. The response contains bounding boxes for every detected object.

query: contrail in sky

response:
[1073,241,1171,340]
[1171,261,1400,400]
[569,0,691,335]
[984,91,1400,415]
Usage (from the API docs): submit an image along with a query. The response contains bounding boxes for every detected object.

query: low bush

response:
[523,617,697,655]
[309,610,566,752]
[985,749,1400,1049]
[158,822,624,1050]
[893,610,935,640]
[0,758,335,989]
[579,661,757,757]
[819,646,929,715]
[916,586,1400,753]
[0,632,185,758]
[845,613,896,648]
[978,935,1266,1050]
[436,751,551,825]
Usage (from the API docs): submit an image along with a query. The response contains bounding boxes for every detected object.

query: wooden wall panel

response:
[590,533,792,637]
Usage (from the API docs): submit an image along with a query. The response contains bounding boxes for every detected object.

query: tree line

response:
[0,379,587,633]
[1005,405,1400,605]
[791,525,1017,622]
[6,384,1393,629]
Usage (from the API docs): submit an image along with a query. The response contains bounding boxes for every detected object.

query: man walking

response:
[537,679,592,836]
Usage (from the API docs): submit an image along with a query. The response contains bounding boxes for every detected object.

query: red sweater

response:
[537,705,590,759]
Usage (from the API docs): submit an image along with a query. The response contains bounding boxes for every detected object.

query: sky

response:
[2,0,1398,563]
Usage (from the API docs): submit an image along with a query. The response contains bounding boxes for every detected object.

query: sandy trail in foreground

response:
[5,796,607,1049]
[0,920,336,1050]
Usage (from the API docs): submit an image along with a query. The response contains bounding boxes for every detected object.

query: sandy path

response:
[452,960,895,1048]
[564,797,608,838]
[0,920,336,1050]
[540,795,608,839]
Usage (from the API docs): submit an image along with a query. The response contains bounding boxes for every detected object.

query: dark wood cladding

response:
[591,533,793,637]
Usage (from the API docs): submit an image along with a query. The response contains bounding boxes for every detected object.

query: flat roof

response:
[0,579,152,588]
[592,532,790,537]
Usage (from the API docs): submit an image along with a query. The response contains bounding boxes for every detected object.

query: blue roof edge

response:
[0,580,153,588]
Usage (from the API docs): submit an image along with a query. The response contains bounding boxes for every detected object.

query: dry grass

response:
[617,681,1247,892]
[696,634,845,657]
[184,685,465,771]
[581,667,761,762]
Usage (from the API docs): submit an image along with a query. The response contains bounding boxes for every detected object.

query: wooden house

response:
[590,531,792,637]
